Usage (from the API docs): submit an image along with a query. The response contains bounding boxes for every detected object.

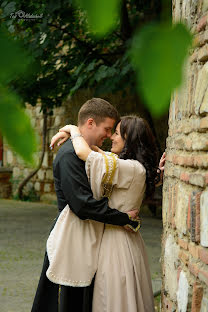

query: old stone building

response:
[161,1,208,311]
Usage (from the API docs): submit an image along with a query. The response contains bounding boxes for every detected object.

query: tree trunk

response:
[17,113,47,200]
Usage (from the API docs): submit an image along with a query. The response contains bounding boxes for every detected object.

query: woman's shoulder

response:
[132,159,146,174]
[118,158,146,174]
[86,151,118,163]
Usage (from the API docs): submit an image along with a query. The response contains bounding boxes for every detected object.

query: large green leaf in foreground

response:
[130,23,193,117]
[0,27,32,84]
[0,28,38,165]
[76,0,120,36]
[0,86,38,165]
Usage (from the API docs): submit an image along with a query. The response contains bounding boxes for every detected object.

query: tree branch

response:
[17,113,47,200]
[120,0,132,40]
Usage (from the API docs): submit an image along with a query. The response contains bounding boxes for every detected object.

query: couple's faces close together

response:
[91,117,124,155]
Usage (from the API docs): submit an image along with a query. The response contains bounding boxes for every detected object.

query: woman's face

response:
[110,122,125,155]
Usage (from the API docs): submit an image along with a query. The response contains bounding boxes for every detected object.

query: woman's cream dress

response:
[86,152,155,312]
[46,151,155,312]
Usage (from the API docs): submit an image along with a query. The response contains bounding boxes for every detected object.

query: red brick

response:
[166,154,173,162]
[179,250,189,265]
[199,247,208,265]
[173,155,195,167]
[162,294,173,311]
[191,282,203,312]
[200,116,208,129]
[198,269,208,286]
[187,195,191,230]
[197,14,208,32]
[189,243,199,259]
[188,262,199,277]
[193,155,201,167]
[189,174,205,188]
[195,193,201,243]
[186,156,194,167]
[176,155,185,165]
[172,155,177,164]
[178,238,188,250]
[168,186,172,226]
[177,267,182,282]
[171,185,177,229]
[205,173,208,185]
[190,192,197,242]
[180,172,190,183]
[185,137,193,150]
[193,155,208,168]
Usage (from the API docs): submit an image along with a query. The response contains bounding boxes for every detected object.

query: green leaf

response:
[0,85,38,165]
[1,1,16,18]
[0,27,32,84]
[130,22,192,117]
[94,65,109,81]
[75,0,120,36]
[86,60,96,72]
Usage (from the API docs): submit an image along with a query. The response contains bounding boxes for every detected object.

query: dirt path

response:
[0,199,162,312]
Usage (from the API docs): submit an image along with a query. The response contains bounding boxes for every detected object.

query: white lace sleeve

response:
[85,151,118,200]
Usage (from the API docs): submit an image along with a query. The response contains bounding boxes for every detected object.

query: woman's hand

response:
[159,152,166,172]
[50,132,70,149]
[156,152,166,186]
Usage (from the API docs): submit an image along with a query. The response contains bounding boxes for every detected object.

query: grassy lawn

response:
[0,199,162,312]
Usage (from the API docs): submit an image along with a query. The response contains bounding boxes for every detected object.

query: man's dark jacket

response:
[53,139,134,226]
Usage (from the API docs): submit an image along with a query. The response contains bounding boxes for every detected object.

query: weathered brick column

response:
[161,1,208,311]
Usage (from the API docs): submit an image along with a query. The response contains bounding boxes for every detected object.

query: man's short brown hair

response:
[78,98,119,125]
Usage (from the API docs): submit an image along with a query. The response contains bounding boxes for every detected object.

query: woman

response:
[50,116,159,312]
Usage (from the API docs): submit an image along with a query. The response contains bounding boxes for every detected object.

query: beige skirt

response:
[92,225,155,312]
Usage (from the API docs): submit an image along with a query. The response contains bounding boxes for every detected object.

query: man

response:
[31,98,141,312]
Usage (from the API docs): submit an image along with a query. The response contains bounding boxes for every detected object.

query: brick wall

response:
[161,1,208,311]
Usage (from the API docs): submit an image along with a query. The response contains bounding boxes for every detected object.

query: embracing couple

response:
[31,98,165,312]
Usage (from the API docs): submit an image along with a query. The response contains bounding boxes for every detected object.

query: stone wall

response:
[161,1,208,311]
[3,103,67,202]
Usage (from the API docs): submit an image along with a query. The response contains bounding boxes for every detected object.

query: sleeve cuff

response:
[126,216,141,232]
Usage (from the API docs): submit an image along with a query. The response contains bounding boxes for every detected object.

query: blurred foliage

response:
[0,26,38,165]
[0,0,192,163]
[0,85,38,164]
[130,22,192,116]
[76,0,121,36]
[0,26,31,83]
[1,0,171,113]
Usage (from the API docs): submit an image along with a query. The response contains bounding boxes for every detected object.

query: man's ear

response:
[86,118,95,129]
